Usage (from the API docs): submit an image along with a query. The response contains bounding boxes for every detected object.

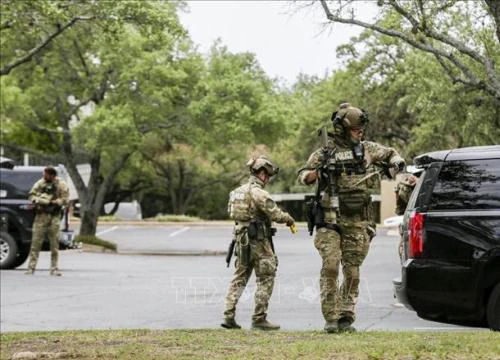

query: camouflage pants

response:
[314,219,370,323]
[223,232,277,322]
[27,213,60,271]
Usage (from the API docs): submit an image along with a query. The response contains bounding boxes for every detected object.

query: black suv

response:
[0,162,74,269]
[393,145,500,331]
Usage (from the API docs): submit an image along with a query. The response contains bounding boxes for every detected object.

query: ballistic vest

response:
[320,142,371,220]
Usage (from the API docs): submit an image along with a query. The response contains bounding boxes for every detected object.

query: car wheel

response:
[0,232,19,269]
[13,244,30,267]
[487,282,500,331]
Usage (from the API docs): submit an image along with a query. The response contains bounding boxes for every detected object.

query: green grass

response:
[97,215,121,222]
[1,329,499,360]
[74,235,117,252]
[146,214,204,222]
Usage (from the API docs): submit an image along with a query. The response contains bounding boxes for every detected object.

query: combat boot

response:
[50,269,62,277]
[324,320,339,333]
[338,317,356,333]
[221,318,241,329]
[251,319,280,331]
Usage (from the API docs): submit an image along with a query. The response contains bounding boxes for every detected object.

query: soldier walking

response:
[25,166,69,276]
[222,156,295,330]
[298,103,405,333]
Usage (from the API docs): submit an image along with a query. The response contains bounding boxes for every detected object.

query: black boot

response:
[324,320,339,333]
[338,317,356,333]
[251,319,280,330]
[221,318,241,329]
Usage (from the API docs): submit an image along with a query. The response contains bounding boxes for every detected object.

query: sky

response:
[178,1,378,86]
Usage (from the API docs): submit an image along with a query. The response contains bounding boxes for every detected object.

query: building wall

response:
[380,179,397,223]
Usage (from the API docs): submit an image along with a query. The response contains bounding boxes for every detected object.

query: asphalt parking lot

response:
[0,224,475,332]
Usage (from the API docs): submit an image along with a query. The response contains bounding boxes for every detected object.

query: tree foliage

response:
[141,43,291,218]
[319,0,500,102]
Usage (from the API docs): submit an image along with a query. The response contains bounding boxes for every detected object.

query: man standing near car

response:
[298,103,405,333]
[25,166,69,276]
[222,155,295,330]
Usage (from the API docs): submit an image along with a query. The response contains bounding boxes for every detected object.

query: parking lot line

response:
[96,226,118,236]
[169,226,190,238]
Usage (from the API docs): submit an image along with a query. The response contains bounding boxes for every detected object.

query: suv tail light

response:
[408,211,425,258]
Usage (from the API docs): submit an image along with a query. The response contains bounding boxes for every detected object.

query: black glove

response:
[393,160,405,173]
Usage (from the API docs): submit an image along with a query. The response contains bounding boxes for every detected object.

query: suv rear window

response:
[428,158,500,210]
[0,171,40,199]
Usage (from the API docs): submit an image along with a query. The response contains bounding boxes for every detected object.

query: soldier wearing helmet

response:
[222,155,295,331]
[298,103,405,333]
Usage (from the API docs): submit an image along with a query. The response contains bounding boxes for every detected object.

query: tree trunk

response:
[62,151,131,236]
[79,208,98,236]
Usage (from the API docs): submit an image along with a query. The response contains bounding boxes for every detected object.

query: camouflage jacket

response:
[298,140,404,220]
[298,140,404,192]
[228,175,293,225]
[394,173,418,215]
[29,177,69,213]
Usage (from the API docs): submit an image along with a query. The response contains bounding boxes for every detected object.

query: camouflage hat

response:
[331,103,369,131]
[246,155,279,176]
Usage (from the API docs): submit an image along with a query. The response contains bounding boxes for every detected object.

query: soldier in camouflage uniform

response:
[298,103,405,333]
[222,156,295,330]
[25,166,69,276]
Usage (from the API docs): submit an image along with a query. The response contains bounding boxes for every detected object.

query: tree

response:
[140,44,291,218]
[1,1,201,235]
[0,0,183,76]
[318,0,500,103]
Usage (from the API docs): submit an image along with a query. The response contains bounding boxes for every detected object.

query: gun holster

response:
[247,221,259,240]
[238,233,250,266]
[247,220,270,241]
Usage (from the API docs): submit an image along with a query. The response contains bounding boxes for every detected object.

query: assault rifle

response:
[306,127,337,235]
[225,237,236,267]
[226,232,236,267]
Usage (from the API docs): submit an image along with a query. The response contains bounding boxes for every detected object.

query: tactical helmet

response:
[331,103,369,137]
[246,155,279,176]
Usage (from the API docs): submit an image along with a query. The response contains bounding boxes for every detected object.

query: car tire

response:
[487,282,500,331]
[0,231,19,269]
[13,244,30,268]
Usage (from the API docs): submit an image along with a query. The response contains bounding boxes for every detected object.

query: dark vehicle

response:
[0,163,74,269]
[393,145,500,331]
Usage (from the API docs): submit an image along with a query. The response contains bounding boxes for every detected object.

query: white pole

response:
[24,153,29,166]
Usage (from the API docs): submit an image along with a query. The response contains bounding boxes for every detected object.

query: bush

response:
[97,215,121,222]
